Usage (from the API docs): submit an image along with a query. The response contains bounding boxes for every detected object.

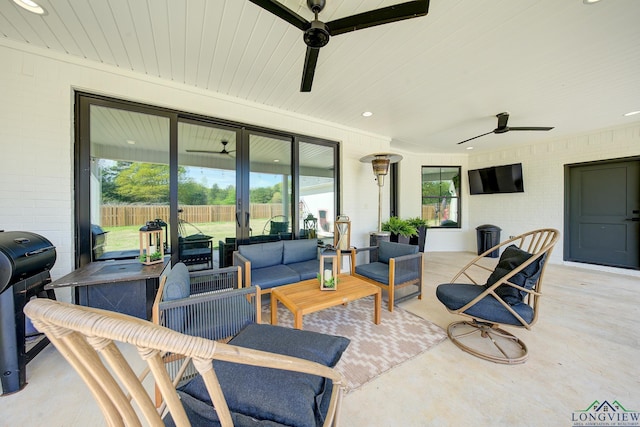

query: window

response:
[421,166,461,228]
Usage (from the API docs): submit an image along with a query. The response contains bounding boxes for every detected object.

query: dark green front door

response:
[566,158,640,269]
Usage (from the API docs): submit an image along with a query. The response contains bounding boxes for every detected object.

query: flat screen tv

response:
[468,163,524,195]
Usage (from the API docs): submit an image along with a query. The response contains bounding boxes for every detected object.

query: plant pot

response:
[409,226,427,252]
[390,233,411,245]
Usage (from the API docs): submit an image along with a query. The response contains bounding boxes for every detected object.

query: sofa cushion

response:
[239,241,283,269]
[287,259,320,281]
[485,245,546,305]
[283,239,318,265]
[250,264,300,290]
[175,323,350,427]
[378,240,418,264]
[436,283,534,325]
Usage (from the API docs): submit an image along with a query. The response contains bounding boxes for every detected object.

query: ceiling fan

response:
[248,0,430,92]
[457,112,554,145]
[186,140,236,157]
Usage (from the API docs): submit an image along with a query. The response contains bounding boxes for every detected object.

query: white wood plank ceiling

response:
[1,0,639,153]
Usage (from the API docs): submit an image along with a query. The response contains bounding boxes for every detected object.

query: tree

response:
[114,163,171,203]
[100,161,131,202]
[178,181,208,205]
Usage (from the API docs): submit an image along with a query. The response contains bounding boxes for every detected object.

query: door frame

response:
[564,155,640,268]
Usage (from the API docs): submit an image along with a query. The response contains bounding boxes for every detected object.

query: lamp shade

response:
[360,153,403,232]
[360,153,403,187]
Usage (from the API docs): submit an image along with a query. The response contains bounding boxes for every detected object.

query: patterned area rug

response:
[263,297,447,393]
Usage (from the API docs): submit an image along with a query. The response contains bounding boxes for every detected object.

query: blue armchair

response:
[351,240,423,311]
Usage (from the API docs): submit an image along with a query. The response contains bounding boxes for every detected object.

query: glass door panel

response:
[178,121,238,268]
[299,142,336,245]
[89,105,170,261]
[248,133,292,240]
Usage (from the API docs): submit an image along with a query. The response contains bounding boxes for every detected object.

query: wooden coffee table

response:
[270,274,381,330]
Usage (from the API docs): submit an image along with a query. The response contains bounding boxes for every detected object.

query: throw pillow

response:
[485,245,546,305]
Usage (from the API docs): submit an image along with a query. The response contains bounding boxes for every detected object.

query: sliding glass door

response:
[177,120,239,267]
[299,141,336,245]
[76,92,339,269]
[243,132,293,242]
[85,103,170,266]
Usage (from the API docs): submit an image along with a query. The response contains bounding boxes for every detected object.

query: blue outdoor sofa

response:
[233,239,325,292]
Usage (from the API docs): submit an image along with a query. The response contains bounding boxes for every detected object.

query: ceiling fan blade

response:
[185,149,231,157]
[456,131,495,145]
[301,47,320,92]
[248,0,309,31]
[508,126,554,131]
[326,0,429,36]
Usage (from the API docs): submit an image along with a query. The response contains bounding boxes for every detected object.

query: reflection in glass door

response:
[89,105,170,262]
[178,121,238,269]
[299,142,336,245]
[247,133,292,242]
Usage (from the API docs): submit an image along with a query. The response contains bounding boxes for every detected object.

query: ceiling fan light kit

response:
[249,0,430,92]
[456,112,554,145]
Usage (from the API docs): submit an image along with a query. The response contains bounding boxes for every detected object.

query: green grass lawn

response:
[102,219,274,251]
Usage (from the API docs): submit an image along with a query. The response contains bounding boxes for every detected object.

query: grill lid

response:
[0,231,56,293]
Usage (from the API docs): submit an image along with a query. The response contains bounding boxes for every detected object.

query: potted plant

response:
[381,216,418,244]
[406,217,428,252]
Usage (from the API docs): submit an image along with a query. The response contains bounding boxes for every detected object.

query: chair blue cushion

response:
[436,283,534,325]
[250,265,300,290]
[287,259,320,281]
[283,239,318,265]
[174,324,350,427]
[378,240,418,264]
[161,263,190,332]
[485,245,546,305]
[355,262,417,286]
[239,241,284,269]
[162,263,190,301]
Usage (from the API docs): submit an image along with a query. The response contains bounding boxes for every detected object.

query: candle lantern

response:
[334,215,351,250]
[319,250,339,291]
[139,220,164,265]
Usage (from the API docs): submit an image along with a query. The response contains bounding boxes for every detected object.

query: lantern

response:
[319,250,339,291]
[334,215,351,250]
[139,221,164,265]
[303,214,318,239]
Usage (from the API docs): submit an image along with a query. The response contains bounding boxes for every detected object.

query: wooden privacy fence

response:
[100,204,284,227]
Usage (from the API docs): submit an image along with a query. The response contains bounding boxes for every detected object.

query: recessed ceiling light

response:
[623,110,640,117]
[273,159,280,163]
[362,111,373,117]
[466,146,474,150]
[583,0,601,4]
[126,140,136,145]
[12,0,47,15]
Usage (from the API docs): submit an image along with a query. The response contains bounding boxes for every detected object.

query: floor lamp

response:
[360,153,403,233]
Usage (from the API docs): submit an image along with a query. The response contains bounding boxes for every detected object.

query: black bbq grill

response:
[0,231,57,395]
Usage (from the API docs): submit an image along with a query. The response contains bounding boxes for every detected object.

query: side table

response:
[45,258,168,320]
